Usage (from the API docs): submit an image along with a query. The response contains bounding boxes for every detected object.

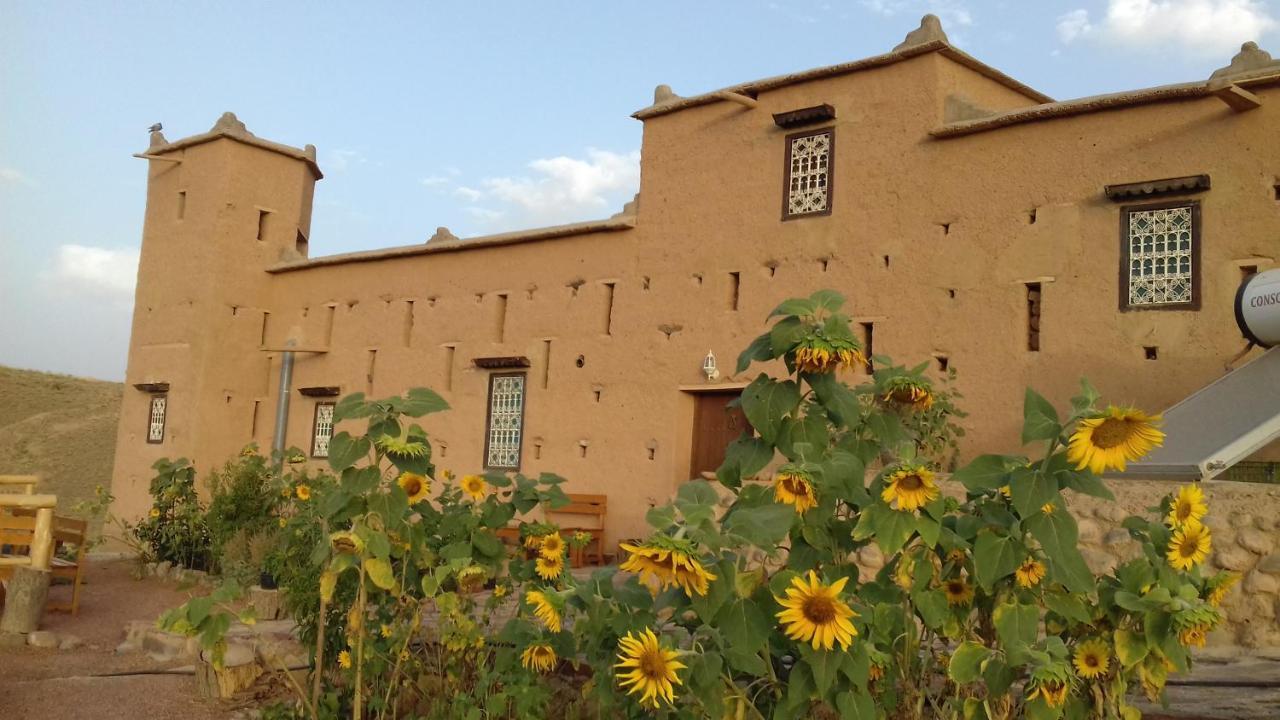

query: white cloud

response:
[0,167,34,186]
[47,244,139,297]
[458,148,640,229]
[1058,1,1276,56]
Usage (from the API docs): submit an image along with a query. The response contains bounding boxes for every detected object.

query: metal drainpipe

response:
[271,340,296,472]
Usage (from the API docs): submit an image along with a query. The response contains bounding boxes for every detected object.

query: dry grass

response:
[0,365,121,530]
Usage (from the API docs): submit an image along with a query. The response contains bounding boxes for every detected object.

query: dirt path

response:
[0,558,240,720]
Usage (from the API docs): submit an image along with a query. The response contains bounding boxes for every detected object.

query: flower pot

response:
[259,571,278,590]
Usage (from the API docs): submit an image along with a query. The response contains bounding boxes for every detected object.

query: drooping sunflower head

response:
[374,428,429,459]
[1066,406,1164,475]
[1174,606,1221,649]
[397,472,430,504]
[1073,638,1111,679]
[539,532,565,558]
[615,628,686,709]
[773,465,818,514]
[295,484,312,501]
[1167,520,1212,571]
[329,530,365,555]
[457,565,488,593]
[523,532,545,550]
[619,536,717,597]
[535,552,565,581]
[942,578,974,606]
[1166,483,1207,528]
[1178,625,1208,648]
[790,334,864,375]
[521,643,557,673]
[881,465,940,513]
[1027,678,1069,708]
[881,376,935,412]
[525,588,563,632]
[774,571,859,651]
[1203,571,1239,607]
[460,474,488,501]
[1015,558,1047,588]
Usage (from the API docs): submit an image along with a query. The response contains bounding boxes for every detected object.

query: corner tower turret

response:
[109,113,322,523]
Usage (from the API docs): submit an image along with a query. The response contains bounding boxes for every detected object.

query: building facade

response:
[111,17,1280,549]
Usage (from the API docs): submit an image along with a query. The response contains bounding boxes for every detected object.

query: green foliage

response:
[205,447,281,571]
[133,458,212,570]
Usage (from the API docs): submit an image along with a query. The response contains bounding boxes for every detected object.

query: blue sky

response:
[2,0,1277,380]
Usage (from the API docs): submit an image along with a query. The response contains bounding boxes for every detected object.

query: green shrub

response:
[133,457,212,570]
[205,446,280,571]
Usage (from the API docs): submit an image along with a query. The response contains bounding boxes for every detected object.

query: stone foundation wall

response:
[854,480,1280,650]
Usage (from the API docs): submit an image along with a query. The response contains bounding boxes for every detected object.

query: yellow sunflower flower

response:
[998,485,1013,499]
[791,336,864,375]
[521,643,557,673]
[524,533,545,550]
[379,624,392,639]
[774,571,859,651]
[526,589,562,632]
[1166,484,1207,527]
[461,474,488,501]
[539,532,565,558]
[295,484,312,501]
[1041,502,1056,515]
[881,465,940,512]
[493,584,508,598]
[1016,558,1047,588]
[535,552,565,581]
[1027,679,1069,708]
[1067,406,1164,475]
[773,466,818,514]
[882,378,935,412]
[1073,638,1111,679]
[329,530,365,555]
[615,628,686,709]
[1167,520,1211,571]
[618,538,717,597]
[397,472,430,504]
[1178,625,1208,648]
[942,578,974,606]
[457,565,487,593]
[337,649,352,669]
[1204,572,1239,607]
[149,508,161,519]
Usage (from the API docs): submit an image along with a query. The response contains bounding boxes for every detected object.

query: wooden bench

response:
[0,498,87,615]
[0,475,40,495]
[551,494,607,567]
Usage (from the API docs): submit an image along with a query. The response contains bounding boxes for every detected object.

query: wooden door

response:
[689,391,748,480]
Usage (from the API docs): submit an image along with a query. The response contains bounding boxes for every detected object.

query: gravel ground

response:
[0,558,240,720]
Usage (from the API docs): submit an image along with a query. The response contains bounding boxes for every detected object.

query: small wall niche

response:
[882,255,890,268]
[365,349,378,395]
[728,272,740,311]
[578,440,589,458]
[259,311,271,347]
[403,300,416,347]
[934,354,950,373]
[859,322,875,373]
[646,439,657,461]
[602,282,616,335]
[1028,208,1038,224]
[947,289,956,299]
[442,345,456,391]
[575,354,586,368]
[1026,282,1042,352]
[494,293,508,342]
[592,384,603,403]
[540,340,552,389]
[256,210,270,241]
[177,191,186,220]
[1144,346,1159,360]
[1241,264,1259,281]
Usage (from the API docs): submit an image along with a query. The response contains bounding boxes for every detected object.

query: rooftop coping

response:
[141,112,323,179]
[266,215,637,274]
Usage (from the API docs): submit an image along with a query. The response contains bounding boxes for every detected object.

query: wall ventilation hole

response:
[256,210,269,241]
[1241,264,1259,281]
[692,273,703,285]
[818,257,829,272]
[1144,346,1159,360]
[859,323,874,373]
[575,354,585,368]
[947,289,956,299]
[936,355,950,372]
[1274,184,1280,201]
[728,272,740,311]
[941,223,951,235]
[1026,282,1042,352]
[642,276,651,291]
[541,340,552,389]
[882,255,890,268]
[648,447,656,460]
[534,443,542,460]
[602,282,616,335]
[578,441,588,459]
[1029,209,1038,224]
[439,444,448,458]
[765,260,779,278]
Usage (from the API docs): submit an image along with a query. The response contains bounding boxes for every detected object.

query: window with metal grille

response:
[147,395,167,444]
[311,402,335,458]
[484,373,526,469]
[783,128,833,219]
[1122,202,1200,309]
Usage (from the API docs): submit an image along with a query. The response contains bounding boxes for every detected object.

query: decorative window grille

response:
[784,129,833,218]
[484,373,526,469]
[147,395,167,444]
[311,402,336,458]
[1123,203,1199,309]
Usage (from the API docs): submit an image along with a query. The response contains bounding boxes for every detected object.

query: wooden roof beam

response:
[1213,83,1262,112]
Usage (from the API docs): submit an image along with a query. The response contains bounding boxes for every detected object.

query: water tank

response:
[1235,268,1280,347]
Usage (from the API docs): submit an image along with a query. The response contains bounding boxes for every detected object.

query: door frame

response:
[673,382,750,484]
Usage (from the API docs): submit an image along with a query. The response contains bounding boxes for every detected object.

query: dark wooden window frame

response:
[1118,199,1202,312]
[482,371,527,471]
[781,126,835,222]
[310,401,336,458]
[146,394,167,444]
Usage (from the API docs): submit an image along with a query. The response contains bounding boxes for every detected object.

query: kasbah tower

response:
[111,16,1280,550]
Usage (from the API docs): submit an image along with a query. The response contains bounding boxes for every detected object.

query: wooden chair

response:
[0,475,40,495]
[550,494,607,566]
[0,512,87,615]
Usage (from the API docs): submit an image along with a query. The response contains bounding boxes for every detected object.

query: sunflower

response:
[1167,520,1211,571]
[295,484,312,501]
[1166,484,1207,528]
[461,474,488,501]
[1066,406,1165,474]
[1016,558,1047,588]
[1204,571,1239,607]
[619,536,717,597]
[942,578,974,606]
[615,628,686,709]
[526,589,562,632]
[539,532,565,558]
[337,649,352,669]
[535,552,565,581]
[1073,638,1111,679]
[457,565,487,593]
[882,377,935,412]
[523,533,545,550]
[774,571,859,651]
[881,465,940,512]
[773,465,818,514]
[868,663,885,682]
[1178,625,1208,648]
[1027,679,1069,708]
[149,508,161,519]
[493,584,508,598]
[374,430,428,458]
[998,485,1013,499]
[397,472,430,504]
[1041,502,1056,515]
[521,644,557,673]
[791,335,864,374]
[379,624,393,639]
[330,530,365,555]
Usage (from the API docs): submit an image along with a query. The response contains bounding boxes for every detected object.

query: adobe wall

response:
[852,479,1280,650]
